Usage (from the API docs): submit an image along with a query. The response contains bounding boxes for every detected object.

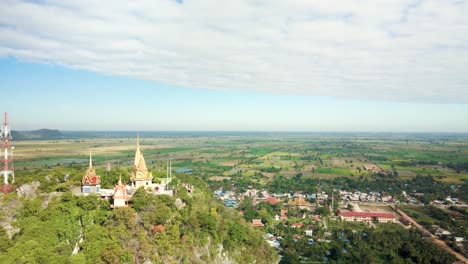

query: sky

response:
[0,0,467,132]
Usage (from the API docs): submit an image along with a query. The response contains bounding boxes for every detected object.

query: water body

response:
[60,131,468,139]
[174,168,193,174]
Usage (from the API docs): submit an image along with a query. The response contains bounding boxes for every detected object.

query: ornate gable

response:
[82,152,100,186]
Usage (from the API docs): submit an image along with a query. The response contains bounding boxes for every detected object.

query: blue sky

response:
[0,1,467,132]
[1,57,467,132]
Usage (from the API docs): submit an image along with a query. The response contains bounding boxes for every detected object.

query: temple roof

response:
[131,135,152,180]
[114,175,127,198]
[82,152,100,185]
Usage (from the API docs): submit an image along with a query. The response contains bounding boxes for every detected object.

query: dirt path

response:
[390,205,467,263]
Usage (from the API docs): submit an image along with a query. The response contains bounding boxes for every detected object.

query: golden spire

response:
[83,151,100,185]
[89,151,93,169]
[118,174,122,186]
[134,133,141,167]
[131,134,152,180]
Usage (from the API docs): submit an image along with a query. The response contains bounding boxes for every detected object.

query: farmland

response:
[7,131,468,263]
[12,132,468,185]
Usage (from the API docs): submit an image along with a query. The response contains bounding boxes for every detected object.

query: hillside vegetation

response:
[12,129,64,140]
[0,170,278,264]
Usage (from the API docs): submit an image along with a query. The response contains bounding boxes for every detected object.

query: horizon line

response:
[13,129,468,134]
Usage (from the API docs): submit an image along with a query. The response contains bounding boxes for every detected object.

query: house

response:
[454,237,465,243]
[280,209,288,219]
[289,197,312,210]
[434,226,451,236]
[265,197,279,205]
[317,192,329,201]
[291,223,304,228]
[252,219,264,227]
[151,224,166,233]
[450,211,463,217]
[339,211,396,223]
[245,189,257,197]
[305,230,313,236]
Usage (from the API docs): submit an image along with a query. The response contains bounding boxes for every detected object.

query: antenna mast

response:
[0,112,14,194]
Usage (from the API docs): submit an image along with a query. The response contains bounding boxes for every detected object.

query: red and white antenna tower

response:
[0,112,14,194]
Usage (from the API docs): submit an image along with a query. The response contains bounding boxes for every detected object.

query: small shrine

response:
[82,152,101,194]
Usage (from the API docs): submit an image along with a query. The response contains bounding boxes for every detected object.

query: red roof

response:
[265,197,279,205]
[291,223,304,228]
[252,219,264,227]
[83,175,100,185]
[82,168,100,185]
[450,211,463,217]
[151,224,166,232]
[340,211,395,218]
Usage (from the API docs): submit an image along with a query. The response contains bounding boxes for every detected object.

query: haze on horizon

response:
[0,1,467,132]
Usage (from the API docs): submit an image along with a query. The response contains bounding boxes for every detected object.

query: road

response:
[390,205,467,263]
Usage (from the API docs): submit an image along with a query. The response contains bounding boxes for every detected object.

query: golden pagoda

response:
[130,135,153,189]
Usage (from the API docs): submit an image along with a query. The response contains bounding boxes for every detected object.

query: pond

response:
[174,168,193,174]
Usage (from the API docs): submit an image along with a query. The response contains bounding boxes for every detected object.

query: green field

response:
[11,133,468,184]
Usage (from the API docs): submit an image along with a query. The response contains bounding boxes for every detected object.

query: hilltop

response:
[0,169,278,264]
[11,129,64,140]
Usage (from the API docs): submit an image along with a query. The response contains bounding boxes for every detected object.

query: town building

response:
[264,197,279,205]
[280,209,288,220]
[291,223,304,228]
[289,197,312,210]
[338,211,396,223]
[82,153,101,194]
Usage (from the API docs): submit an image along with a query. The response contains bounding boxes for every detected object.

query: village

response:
[214,186,466,255]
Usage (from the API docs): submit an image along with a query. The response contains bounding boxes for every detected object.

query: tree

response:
[0,227,11,253]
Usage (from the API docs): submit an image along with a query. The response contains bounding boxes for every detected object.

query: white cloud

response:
[1,0,467,103]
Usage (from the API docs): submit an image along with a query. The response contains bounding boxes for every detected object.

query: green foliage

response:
[274,222,456,264]
[0,167,277,264]
[0,227,11,253]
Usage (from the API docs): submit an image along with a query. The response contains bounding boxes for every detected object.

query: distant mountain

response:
[11,129,64,140]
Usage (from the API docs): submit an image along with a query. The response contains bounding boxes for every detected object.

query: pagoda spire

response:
[137,133,139,148]
[89,151,93,169]
[134,133,141,167]
[118,174,122,186]
[166,156,169,179]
